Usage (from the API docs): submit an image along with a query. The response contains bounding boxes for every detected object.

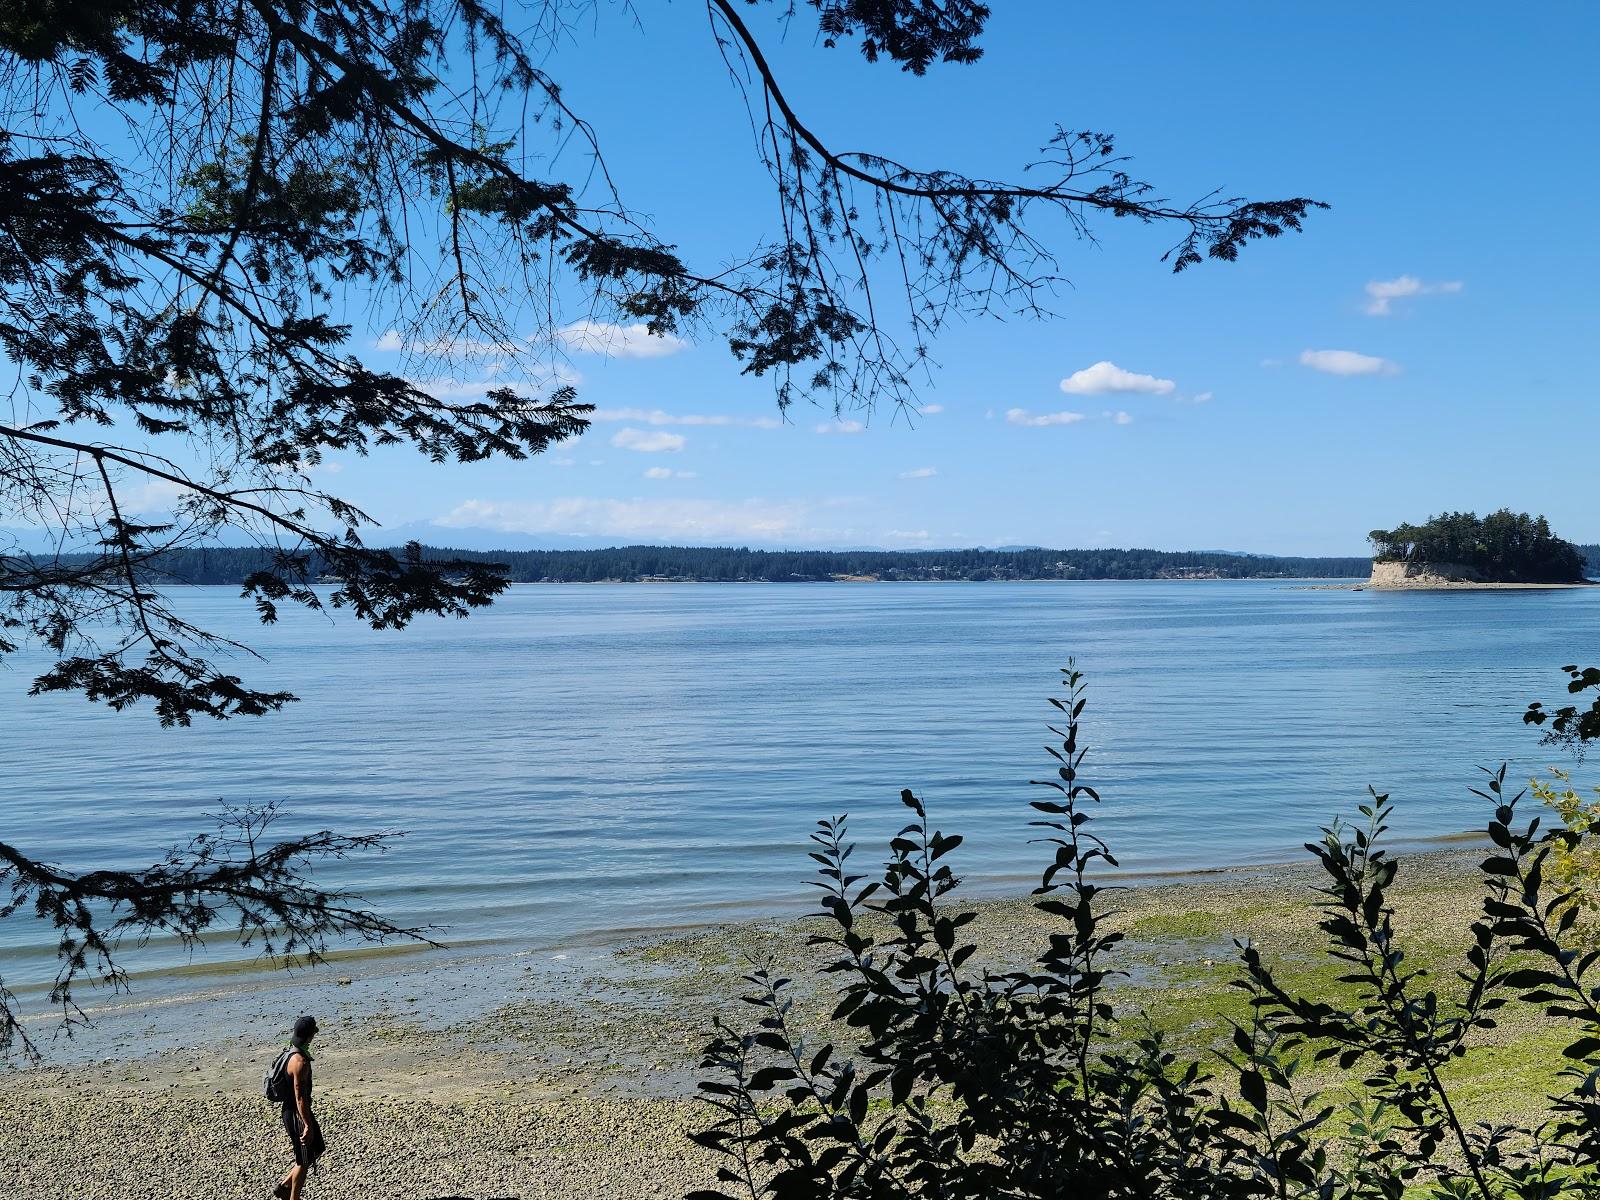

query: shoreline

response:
[8,841,1545,1198]
[489,576,1594,589]
[1350,580,1592,591]
[0,826,1489,1016]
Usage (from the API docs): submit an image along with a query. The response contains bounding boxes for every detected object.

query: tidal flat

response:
[5,843,1580,1199]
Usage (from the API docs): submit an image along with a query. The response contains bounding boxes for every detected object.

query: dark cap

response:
[292,1015,319,1040]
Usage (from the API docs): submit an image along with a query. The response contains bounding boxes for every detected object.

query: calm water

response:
[3,581,1594,986]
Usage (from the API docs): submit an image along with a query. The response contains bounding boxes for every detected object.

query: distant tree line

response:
[1368,510,1588,583]
[28,539,1597,591]
[31,544,1392,585]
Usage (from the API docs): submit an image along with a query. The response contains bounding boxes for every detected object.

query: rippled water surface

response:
[4,581,1594,984]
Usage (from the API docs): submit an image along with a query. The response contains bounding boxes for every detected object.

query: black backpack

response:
[263,1046,298,1103]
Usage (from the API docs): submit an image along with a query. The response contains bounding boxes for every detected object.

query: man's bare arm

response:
[290,1057,316,1136]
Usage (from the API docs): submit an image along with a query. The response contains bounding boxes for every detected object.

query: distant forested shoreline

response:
[26,542,1600,585]
[29,543,1378,584]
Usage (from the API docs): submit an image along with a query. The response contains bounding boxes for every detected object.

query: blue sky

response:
[206,6,1600,554]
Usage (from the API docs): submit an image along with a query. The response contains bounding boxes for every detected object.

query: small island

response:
[1366,509,1590,588]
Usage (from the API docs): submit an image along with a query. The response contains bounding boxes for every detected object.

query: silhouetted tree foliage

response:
[1527,665,1600,753]
[0,802,426,1057]
[1368,510,1585,584]
[694,667,1600,1198]
[45,543,1374,584]
[0,1,1319,1053]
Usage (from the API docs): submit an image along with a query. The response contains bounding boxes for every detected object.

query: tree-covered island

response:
[1368,509,1589,585]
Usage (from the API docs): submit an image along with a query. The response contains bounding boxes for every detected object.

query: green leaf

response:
[1240,1068,1268,1112]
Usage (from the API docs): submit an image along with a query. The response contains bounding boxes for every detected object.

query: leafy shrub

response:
[1536,770,1600,936]
[691,665,1600,1199]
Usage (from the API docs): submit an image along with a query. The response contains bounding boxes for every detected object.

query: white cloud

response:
[438,497,807,543]
[1007,408,1086,427]
[434,496,950,547]
[551,457,576,467]
[376,330,516,357]
[1363,275,1463,316]
[644,467,697,479]
[281,457,344,476]
[814,419,866,435]
[407,364,582,400]
[590,407,780,429]
[1185,391,1214,404]
[1059,360,1176,396]
[611,428,686,453]
[919,404,945,415]
[899,467,938,479]
[1109,410,1134,425]
[407,377,502,400]
[1298,349,1401,376]
[558,320,688,359]
[124,478,194,514]
[288,457,343,476]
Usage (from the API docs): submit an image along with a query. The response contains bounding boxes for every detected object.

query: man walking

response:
[273,1016,325,1200]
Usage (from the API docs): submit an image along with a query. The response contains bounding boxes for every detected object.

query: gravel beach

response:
[5,844,1510,1198]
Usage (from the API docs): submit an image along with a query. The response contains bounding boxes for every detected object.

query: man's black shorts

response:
[282,1108,327,1168]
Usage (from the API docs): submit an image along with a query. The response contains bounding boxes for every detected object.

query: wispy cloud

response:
[644,467,697,480]
[438,497,805,543]
[919,404,945,415]
[1007,408,1086,427]
[1107,410,1134,425]
[558,320,688,358]
[406,377,504,400]
[373,329,517,356]
[1298,349,1401,376]
[1363,275,1463,317]
[815,419,866,435]
[406,364,582,399]
[124,477,194,514]
[1060,361,1176,396]
[591,407,780,429]
[611,428,686,452]
[436,497,943,548]
[899,466,938,479]
[1184,391,1214,404]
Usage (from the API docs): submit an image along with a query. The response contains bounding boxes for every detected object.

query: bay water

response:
[3,580,1594,991]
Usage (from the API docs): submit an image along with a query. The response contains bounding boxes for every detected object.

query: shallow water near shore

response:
[3,579,1594,1000]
